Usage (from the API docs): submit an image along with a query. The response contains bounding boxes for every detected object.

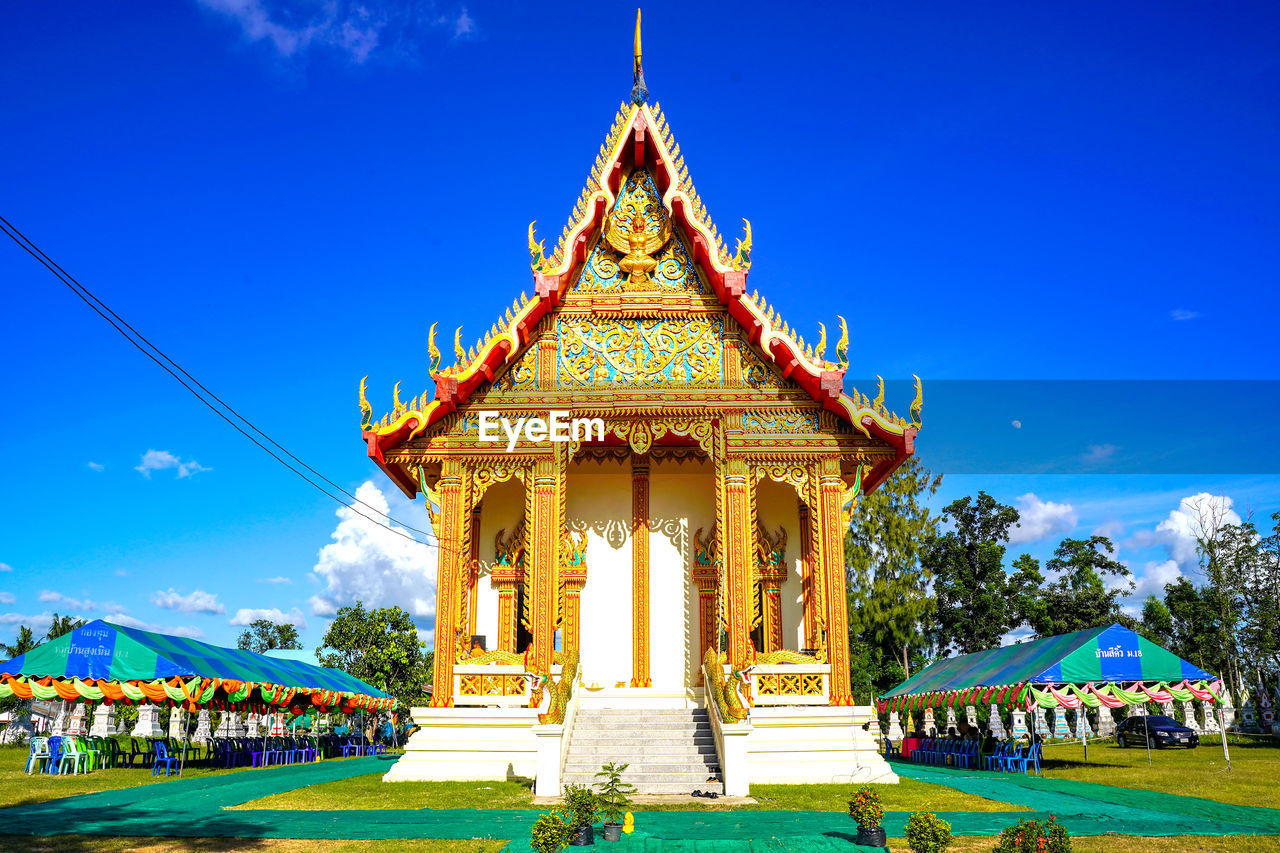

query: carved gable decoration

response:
[573,170,707,295]
[557,316,723,388]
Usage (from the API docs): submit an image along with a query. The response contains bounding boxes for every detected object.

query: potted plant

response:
[993,815,1071,853]
[562,783,599,846]
[531,810,573,853]
[848,786,886,847]
[594,762,637,841]
[905,811,953,852]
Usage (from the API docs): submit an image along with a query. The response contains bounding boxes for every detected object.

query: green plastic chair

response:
[79,737,102,770]
[58,737,89,775]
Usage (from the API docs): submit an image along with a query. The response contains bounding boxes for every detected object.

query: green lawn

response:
[0,839,504,853]
[0,742,251,809]
[236,774,1021,814]
[1038,734,1278,808]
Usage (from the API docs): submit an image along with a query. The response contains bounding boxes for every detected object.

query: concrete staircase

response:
[561,708,724,795]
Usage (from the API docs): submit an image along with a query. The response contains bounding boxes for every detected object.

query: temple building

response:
[359,16,918,794]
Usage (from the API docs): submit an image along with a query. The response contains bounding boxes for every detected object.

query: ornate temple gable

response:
[361,80,921,499]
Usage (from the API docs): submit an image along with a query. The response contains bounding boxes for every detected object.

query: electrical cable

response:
[0,215,442,549]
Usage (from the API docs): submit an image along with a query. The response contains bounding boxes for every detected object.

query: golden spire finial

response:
[630,8,648,105]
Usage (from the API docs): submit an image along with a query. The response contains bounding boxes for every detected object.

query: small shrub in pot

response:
[594,762,637,842]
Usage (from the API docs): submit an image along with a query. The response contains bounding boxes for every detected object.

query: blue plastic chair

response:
[152,740,178,776]
[57,737,89,775]
[25,737,50,774]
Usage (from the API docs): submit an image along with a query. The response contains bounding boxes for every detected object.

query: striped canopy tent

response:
[0,619,394,715]
[878,623,1219,714]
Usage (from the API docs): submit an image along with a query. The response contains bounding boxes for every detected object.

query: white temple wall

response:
[568,464,634,688]
[650,461,714,688]
[474,477,525,649]
[755,479,804,650]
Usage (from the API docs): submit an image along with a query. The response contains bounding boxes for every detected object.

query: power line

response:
[0,215,441,549]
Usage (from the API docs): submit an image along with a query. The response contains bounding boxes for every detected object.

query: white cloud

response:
[0,611,55,636]
[1131,559,1184,600]
[256,576,293,585]
[1169,309,1200,321]
[1008,493,1077,545]
[309,481,437,628]
[1093,519,1125,539]
[1010,419,1022,429]
[151,588,225,615]
[1081,444,1119,465]
[198,0,382,62]
[229,607,307,628]
[113,569,128,577]
[0,563,12,572]
[104,612,205,639]
[37,590,125,613]
[135,449,210,479]
[454,7,474,37]
[1131,493,1242,573]
[88,462,105,472]
[0,593,14,605]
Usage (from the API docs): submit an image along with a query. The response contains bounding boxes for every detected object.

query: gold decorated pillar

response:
[816,457,854,705]
[631,454,651,687]
[430,459,470,707]
[492,567,520,652]
[691,562,718,683]
[716,455,756,669]
[760,567,787,653]
[525,454,563,674]
[798,504,821,650]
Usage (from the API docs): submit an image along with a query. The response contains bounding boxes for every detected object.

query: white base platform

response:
[384,697,896,790]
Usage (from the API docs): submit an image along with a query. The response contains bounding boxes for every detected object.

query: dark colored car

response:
[1115,715,1199,749]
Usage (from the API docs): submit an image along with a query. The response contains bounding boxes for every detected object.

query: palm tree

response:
[45,614,85,641]
[2,625,37,659]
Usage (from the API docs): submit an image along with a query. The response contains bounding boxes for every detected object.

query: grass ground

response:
[1037,734,1276,808]
[236,775,1022,813]
[0,744,250,809]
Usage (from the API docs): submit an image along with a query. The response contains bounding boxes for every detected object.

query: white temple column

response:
[1072,708,1092,739]
[1160,699,1176,718]
[965,705,979,731]
[89,704,117,737]
[922,708,937,735]
[1220,690,1236,731]
[193,709,213,744]
[50,701,69,737]
[1052,708,1070,739]
[1181,700,1201,732]
[0,705,35,744]
[1033,707,1050,738]
[1010,709,1027,737]
[169,708,187,740]
[132,704,165,737]
[944,707,958,734]
[1095,707,1115,737]
[988,705,1006,738]
[246,712,261,737]
[887,711,904,740]
[67,703,88,736]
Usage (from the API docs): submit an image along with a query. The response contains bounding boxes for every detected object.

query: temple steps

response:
[561,709,723,795]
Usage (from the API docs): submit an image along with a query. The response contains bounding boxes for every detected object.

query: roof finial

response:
[631,8,648,106]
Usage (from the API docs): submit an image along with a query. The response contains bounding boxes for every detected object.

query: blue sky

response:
[1,1,1277,654]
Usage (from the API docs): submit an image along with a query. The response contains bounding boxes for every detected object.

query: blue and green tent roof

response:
[0,619,389,698]
[881,623,1216,700]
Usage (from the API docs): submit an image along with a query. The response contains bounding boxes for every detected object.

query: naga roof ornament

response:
[359,13,923,497]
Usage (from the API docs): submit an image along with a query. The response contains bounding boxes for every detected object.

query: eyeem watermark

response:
[478,411,605,452]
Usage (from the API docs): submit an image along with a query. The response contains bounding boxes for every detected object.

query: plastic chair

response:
[44,736,63,775]
[58,737,89,775]
[25,737,50,774]
[79,737,103,770]
[152,741,178,776]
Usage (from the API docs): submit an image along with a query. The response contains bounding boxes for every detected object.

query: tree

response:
[1139,596,1173,645]
[237,620,302,654]
[1244,511,1280,675]
[921,492,1020,654]
[45,614,85,640]
[1,625,37,659]
[1022,536,1132,637]
[846,457,944,682]
[316,601,430,707]
[1163,576,1223,676]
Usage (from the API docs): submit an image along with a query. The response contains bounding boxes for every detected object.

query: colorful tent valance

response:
[878,624,1220,713]
[0,619,394,712]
